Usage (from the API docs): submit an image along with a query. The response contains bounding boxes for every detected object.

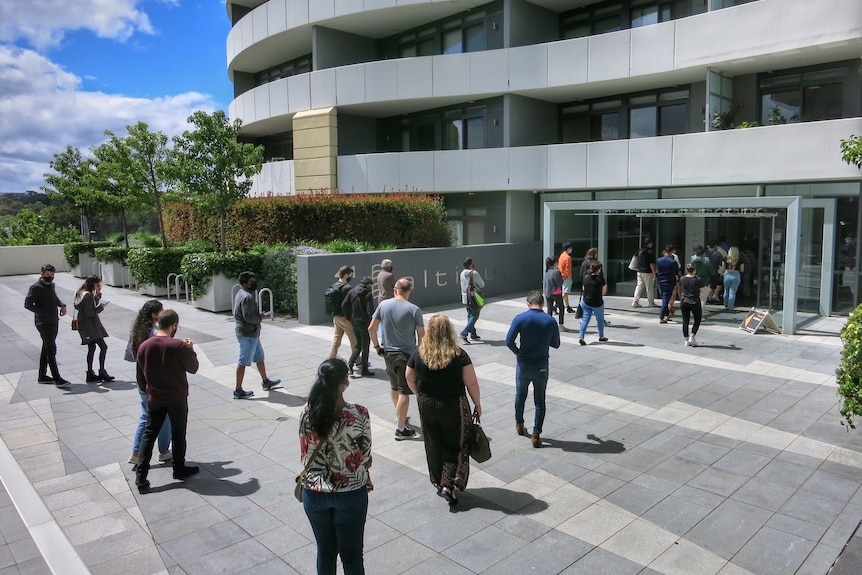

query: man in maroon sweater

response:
[135,310,200,493]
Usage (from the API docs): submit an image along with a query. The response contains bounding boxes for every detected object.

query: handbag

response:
[575,291,584,319]
[469,415,492,463]
[295,437,328,502]
[466,271,484,309]
[628,252,640,271]
[71,309,78,331]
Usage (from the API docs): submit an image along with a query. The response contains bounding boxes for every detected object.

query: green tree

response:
[92,132,151,248]
[105,122,175,248]
[0,208,80,246]
[41,146,105,241]
[841,135,862,169]
[171,110,263,252]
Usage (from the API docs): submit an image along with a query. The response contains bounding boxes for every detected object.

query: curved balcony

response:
[333,118,862,195]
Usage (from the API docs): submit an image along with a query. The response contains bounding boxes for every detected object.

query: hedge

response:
[179,251,265,300]
[64,241,115,267]
[164,193,452,250]
[127,247,192,287]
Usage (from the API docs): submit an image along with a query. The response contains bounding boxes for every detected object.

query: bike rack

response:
[258,288,274,320]
[167,273,179,300]
[122,266,137,290]
[175,274,189,302]
[231,283,242,303]
[89,260,102,277]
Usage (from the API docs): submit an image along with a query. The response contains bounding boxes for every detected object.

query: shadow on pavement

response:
[260,390,307,408]
[543,434,625,454]
[451,487,550,515]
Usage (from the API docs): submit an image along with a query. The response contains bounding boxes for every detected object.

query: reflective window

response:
[630,107,657,138]
[759,63,853,124]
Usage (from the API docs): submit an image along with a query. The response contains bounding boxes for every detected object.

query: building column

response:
[293,107,337,193]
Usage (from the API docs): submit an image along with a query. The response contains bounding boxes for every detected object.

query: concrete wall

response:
[313,25,377,71]
[297,242,542,324]
[0,245,70,276]
[506,94,559,147]
[506,0,558,48]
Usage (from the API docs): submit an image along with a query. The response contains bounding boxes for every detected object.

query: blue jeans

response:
[133,389,171,454]
[514,362,548,435]
[578,302,605,339]
[724,271,741,310]
[658,282,674,319]
[303,488,369,575]
[461,303,480,337]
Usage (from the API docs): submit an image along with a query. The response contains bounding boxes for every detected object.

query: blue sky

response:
[0,0,234,193]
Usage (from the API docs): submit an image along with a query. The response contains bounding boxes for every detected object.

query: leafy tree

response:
[92,133,150,248]
[105,122,175,248]
[171,110,263,252]
[41,146,104,241]
[841,135,862,169]
[0,208,80,246]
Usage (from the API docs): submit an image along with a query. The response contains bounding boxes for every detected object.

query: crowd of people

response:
[23,241,744,574]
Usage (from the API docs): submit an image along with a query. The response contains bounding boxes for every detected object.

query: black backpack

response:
[324,282,348,316]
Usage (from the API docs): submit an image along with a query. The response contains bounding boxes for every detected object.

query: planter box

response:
[190,273,236,313]
[99,261,126,287]
[72,253,98,278]
[138,283,168,297]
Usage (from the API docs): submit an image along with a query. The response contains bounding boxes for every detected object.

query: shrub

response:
[64,241,114,267]
[132,232,164,248]
[838,303,862,427]
[164,193,452,250]
[180,238,219,253]
[127,247,189,287]
[93,246,129,264]
[179,251,265,300]
[262,245,328,316]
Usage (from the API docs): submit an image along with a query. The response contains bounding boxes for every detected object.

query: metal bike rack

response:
[90,260,102,277]
[231,283,242,303]
[258,288,274,320]
[167,273,179,300]
[175,274,189,302]
[122,266,137,290]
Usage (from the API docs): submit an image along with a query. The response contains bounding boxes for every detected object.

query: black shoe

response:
[566,307,575,313]
[98,370,115,382]
[599,337,608,342]
[347,362,355,376]
[173,466,200,480]
[86,370,99,383]
[360,370,375,377]
[579,339,587,346]
[37,376,55,384]
[460,334,470,345]
[136,480,150,494]
[394,428,417,440]
[55,379,71,389]
[470,334,481,341]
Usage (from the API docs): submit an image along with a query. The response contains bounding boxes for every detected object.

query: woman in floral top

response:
[299,358,372,575]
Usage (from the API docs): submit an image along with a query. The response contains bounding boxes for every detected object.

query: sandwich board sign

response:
[740,308,781,334]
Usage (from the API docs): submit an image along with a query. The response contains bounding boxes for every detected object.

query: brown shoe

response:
[515,423,525,436]
[531,434,541,448]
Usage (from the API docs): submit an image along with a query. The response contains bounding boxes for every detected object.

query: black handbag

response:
[469,415,492,463]
[575,291,584,319]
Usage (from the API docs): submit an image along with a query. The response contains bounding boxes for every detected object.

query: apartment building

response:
[226,0,862,333]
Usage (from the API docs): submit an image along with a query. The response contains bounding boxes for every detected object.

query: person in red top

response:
[135,309,200,493]
[558,242,574,313]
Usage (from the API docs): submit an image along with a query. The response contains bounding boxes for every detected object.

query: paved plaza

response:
[1,271,861,575]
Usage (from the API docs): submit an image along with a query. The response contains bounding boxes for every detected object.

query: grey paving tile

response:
[732,526,817,575]
[402,554,473,575]
[685,507,763,560]
[562,547,643,575]
[687,467,749,498]
[407,510,490,552]
[364,534,436,574]
[443,526,526,572]
[779,489,848,527]
[182,538,276,575]
[159,520,251,564]
[642,496,712,536]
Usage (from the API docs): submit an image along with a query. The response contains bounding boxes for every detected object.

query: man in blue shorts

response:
[233,271,280,399]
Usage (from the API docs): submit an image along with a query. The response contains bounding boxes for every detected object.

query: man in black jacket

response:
[24,264,70,388]
[342,276,375,377]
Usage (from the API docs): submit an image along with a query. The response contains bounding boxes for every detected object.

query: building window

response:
[384,10,488,59]
[759,64,851,124]
[561,0,688,39]
[382,99,502,152]
[562,88,690,142]
[253,54,312,87]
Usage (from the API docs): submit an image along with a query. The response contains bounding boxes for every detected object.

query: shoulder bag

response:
[71,308,78,331]
[628,250,641,271]
[469,415,492,463]
[295,437,328,502]
[466,271,484,309]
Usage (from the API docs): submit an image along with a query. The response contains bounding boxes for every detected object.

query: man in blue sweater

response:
[506,290,561,448]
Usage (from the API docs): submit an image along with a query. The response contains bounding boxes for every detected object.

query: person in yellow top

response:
[558,242,574,313]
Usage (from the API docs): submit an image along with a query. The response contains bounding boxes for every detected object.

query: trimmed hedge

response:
[93,246,129,264]
[261,245,329,316]
[127,247,191,287]
[164,193,452,250]
[179,251,265,300]
[64,241,114,267]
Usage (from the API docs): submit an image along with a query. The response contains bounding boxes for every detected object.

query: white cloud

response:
[0,45,216,193]
[0,0,155,49]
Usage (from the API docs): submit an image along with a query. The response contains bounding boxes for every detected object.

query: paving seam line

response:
[0,435,91,575]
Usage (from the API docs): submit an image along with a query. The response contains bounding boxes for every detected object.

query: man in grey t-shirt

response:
[369,278,425,440]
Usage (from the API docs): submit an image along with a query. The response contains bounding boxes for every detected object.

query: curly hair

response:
[130,300,163,358]
[308,359,349,439]
[418,314,460,370]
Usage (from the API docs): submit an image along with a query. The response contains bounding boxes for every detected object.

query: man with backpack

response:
[342,276,375,377]
[631,237,657,308]
[326,265,357,359]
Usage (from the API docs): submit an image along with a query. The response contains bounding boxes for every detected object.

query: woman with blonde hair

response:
[723,246,745,311]
[406,315,481,506]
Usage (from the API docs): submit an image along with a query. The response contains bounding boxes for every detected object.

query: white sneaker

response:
[128,454,139,465]
[689,336,698,347]
[158,450,173,462]
[631,302,642,308]
[684,340,691,347]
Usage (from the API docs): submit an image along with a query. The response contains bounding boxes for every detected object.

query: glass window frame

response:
[758,62,853,125]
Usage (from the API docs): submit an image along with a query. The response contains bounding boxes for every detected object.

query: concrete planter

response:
[138,283,168,297]
[98,261,126,287]
[72,253,98,278]
[190,273,235,313]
